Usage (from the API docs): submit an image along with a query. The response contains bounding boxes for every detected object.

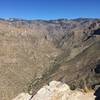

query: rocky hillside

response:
[0,18,100,100]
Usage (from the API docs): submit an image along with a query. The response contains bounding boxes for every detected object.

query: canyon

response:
[0,18,100,100]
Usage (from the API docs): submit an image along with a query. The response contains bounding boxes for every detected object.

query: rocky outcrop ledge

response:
[13,81,95,100]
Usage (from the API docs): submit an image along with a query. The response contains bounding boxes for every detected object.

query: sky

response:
[0,0,100,20]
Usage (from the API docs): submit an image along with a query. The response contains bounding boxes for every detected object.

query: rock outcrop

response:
[13,81,95,100]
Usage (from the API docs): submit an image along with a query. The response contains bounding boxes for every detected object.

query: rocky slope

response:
[0,18,100,100]
[13,81,95,100]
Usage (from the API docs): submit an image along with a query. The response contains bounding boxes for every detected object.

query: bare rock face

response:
[32,81,70,100]
[13,81,95,100]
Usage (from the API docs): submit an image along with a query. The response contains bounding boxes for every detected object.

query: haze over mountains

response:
[0,18,100,100]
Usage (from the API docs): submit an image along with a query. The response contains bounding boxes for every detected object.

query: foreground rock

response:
[13,93,31,100]
[13,81,95,100]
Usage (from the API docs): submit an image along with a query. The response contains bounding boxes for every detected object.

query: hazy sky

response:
[0,0,100,19]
